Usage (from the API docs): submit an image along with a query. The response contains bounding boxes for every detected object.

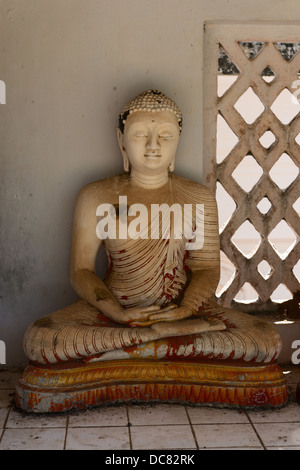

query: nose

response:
[146,131,160,153]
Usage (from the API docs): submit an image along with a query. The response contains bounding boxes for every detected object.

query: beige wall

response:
[1,0,300,366]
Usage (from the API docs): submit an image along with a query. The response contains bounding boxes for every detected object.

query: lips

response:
[144,154,162,158]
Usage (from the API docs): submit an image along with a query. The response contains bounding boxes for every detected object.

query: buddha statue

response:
[16,90,287,412]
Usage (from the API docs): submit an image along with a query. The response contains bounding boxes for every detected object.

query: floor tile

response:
[193,423,262,449]
[68,406,128,427]
[6,408,67,428]
[201,447,264,450]
[247,403,300,423]
[266,446,300,450]
[128,404,189,425]
[65,426,130,450]
[254,422,300,447]
[187,406,248,424]
[130,424,196,450]
[0,428,66,450]
[0,408,9,428]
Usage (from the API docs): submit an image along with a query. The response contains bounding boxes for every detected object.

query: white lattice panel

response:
[203,22,300,312]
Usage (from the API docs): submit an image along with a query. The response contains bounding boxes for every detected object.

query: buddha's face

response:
[118,111,180,176]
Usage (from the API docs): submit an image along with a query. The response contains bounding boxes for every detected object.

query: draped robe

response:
[23,175,282,365]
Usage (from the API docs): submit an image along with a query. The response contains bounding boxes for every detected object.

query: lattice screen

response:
[203,22,300,313]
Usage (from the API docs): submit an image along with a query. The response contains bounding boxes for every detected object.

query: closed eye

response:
[159,135,173,140]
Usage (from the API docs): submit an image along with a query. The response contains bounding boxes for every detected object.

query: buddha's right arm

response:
[70,268,124,321]
[69,183,125,322]
[70,268,161,324]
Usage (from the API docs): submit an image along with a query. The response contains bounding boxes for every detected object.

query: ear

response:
[117,128,130,172]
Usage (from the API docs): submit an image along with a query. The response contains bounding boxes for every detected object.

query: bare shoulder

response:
[76,174,127,206]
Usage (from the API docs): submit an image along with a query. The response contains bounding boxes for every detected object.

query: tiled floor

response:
[0,365,300,450]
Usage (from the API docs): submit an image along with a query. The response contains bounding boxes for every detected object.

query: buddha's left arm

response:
[180,187,220,314]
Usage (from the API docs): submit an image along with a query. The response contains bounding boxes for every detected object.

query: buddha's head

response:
[117,90,182,175]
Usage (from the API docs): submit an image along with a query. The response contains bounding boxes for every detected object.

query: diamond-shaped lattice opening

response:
[269,153,299,190]
[218,44,240,74]
[274,42,300,62]
[257,197,272,214]
[270,284,293,303]
[257,260,273,280]
[216,114,239,163]
[293,197,300,216]
[259,130,277,149]
[216,251,236,297]
[261,66,276,83]
[268,220,298,260]
[238,41,265,59]
[270,88,300,124]
[231,220,262,258]
[296,133,300,145]
[216,182,237,232]
[234,87,265,124]
[218,45,240,97]
[234,282,259,304]
[218,75,239,98]
[293,259,300,283]
[232,155,263,192]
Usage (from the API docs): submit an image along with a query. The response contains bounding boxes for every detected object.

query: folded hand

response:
[129,305,192,327]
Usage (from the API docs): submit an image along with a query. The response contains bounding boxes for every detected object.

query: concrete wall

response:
[1,0,300,366]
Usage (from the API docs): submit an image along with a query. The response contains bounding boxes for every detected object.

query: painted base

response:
[15,360,288,413]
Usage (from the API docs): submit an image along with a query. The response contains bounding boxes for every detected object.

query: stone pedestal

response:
[15,359,288,413]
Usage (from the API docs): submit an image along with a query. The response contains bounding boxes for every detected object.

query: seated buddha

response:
[16,90,287,412]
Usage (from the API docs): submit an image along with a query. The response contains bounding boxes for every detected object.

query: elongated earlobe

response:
[169,160,175,172]
[123,155,130,172]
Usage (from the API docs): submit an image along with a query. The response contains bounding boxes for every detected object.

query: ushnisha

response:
[119,89,183,132]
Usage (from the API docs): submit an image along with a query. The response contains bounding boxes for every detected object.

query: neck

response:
[130,169,170,189]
